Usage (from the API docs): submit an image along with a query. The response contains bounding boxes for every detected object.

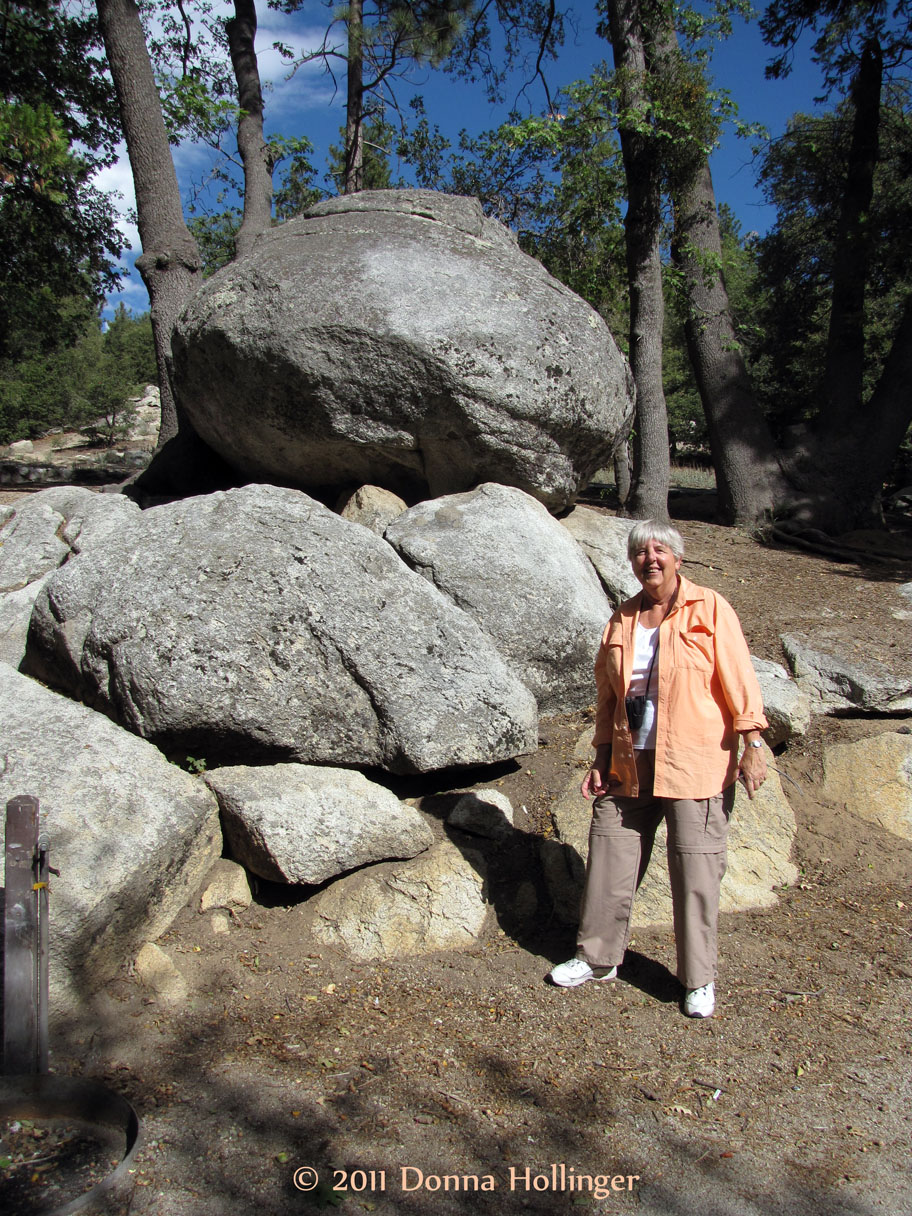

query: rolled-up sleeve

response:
[713,594,768,733]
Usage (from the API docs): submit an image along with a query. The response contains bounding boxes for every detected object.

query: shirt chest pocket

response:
[673,623,714,671]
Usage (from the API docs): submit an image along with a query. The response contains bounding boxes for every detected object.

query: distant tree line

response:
[3,0,912,532]
[0,302,157,445]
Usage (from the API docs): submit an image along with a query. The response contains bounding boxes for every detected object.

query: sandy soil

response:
[4,503,912,1216]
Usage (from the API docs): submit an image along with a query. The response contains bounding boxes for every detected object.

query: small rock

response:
[134,943,188,1004]
[210,912,232,935]
[781,632,912,713]
[338,484,407,535]
[752,656,810,746]
[448,789,515,838]
[206,762,435,885]
[199,859,252,913]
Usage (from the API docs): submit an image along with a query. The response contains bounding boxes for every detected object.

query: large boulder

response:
[0,665,221,1016]
[172,190,634,512]
[0,488,140,666]
[23,484,537,774]
[0,486,138,592]
[819,729,912,842]
[781,632,912,713]
[558,506,641,605]
[205,763,434,884]
[0,575,52,666]
[384,484,613,713]
[751,657,811,747]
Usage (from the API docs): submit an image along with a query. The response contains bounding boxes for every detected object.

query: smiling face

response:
[631,537,682,602]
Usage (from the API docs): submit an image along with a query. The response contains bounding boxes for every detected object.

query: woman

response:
[549,520,767,1018]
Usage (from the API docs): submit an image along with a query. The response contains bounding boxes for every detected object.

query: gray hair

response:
[626,519,685,561]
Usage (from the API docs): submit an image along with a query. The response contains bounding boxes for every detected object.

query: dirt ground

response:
[4,494,912,1216]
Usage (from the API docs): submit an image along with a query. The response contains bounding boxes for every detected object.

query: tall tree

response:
[96,0,203,444]
[599,0,675,520]
[96,0,281,449]
[724,0,912,529]
[280,0,472,194]
[670,156,793,522]
[749,96,912,501]
[227,0,273,257]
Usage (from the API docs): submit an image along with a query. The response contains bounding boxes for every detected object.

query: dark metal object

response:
[0,1074,142,1215]
[37,831,51,1072]
[3,795,42,1074]
[3,799,142,1212]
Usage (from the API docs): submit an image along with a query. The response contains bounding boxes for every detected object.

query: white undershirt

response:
[629,623,659,749]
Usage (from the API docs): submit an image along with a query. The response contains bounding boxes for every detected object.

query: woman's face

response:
[631,537,682,599]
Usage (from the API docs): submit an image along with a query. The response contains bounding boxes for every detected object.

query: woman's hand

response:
[737,735,767,800]
[581,745,612,800]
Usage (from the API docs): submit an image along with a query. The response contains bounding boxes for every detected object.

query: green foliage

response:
[327,117,396,193]
[761,0,912,89]
[188,208,241,275]
[748,95,912,433]
[0,0,124,358]
[0,305,156,446]
[141,0,237,145]
[272,135,324,218]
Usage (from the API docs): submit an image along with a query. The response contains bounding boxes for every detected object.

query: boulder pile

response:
[0,478,822,1015]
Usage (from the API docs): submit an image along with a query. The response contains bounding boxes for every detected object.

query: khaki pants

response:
[576,750,734,990]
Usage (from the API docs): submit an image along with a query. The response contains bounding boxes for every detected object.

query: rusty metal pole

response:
[3,794,41,1074]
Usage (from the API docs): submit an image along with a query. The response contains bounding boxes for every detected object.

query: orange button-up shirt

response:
[592,575,768,799]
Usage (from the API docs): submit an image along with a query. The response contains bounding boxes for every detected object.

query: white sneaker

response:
[684,982,715,1018]
[549,958,617,987]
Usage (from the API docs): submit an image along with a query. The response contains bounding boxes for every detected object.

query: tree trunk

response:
[613,439,632,507]
[672,159,794,524]
[227,0,273,258]
[781,291,912,531]
[604,0,669,521]
[95,0,201,447]
[344,0,364,193]
[822,38,882,429]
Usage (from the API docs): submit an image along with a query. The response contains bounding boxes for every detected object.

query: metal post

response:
[36,831,50,1073]
[4,795,41,1074]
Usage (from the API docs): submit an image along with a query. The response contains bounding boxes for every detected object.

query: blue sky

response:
[99,1,828,314]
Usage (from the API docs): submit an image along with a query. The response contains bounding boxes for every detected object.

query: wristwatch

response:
[746,739,763,749]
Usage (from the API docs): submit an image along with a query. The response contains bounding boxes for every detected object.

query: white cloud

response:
[92,146,138,251]
[257,20,346,119]
[88,7,351,310]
